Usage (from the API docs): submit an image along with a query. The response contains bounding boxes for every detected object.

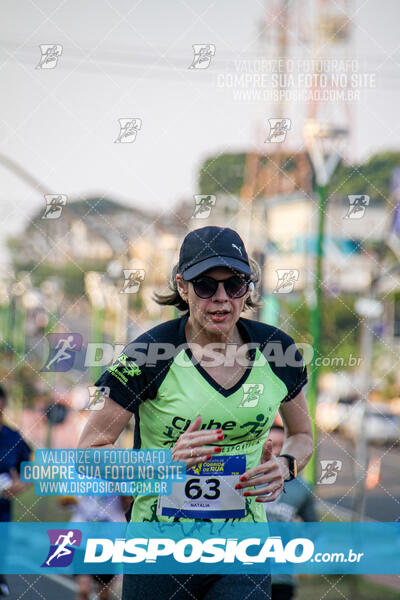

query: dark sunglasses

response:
[190,275,252,299]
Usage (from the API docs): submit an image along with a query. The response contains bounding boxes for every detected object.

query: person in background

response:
[265,414,317,600]
[60,494,131,600]
[0,385,32,597]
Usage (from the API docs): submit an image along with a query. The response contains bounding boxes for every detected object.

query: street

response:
[5,575,75,600]
[316,431,400,521]
[5,574,123,600]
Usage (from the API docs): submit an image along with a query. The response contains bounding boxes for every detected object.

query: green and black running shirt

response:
[95,314,307,524]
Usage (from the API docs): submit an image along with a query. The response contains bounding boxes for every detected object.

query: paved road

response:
[5,574,75,600]
[316,431,400,521]
[5,574,123,600]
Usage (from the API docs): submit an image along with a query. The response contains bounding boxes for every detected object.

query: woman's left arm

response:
[236,390,313,501]
[276,389,314,479]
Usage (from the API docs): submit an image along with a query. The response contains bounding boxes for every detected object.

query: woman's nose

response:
[213,282,229,300]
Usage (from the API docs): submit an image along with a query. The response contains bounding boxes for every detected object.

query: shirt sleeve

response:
[257,323,308,404]
[281,341,308,403]
[94,321,180,413]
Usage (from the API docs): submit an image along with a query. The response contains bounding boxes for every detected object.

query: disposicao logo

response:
[84,536,314,565]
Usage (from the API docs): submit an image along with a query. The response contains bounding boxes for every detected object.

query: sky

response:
[0,0,400,269]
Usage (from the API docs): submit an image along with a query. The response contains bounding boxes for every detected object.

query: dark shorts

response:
[271,583,295,600]
[122,573,271,600]
[75,574,115,586]
[93,574,115,586]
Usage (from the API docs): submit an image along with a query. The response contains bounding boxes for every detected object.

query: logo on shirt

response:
[230,413,271,442]
[42,529,82,567]
[238,383,264,408]
[107,353,141,385]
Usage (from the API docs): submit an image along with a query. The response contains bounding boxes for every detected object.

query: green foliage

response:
[198,152,299,196]
[280,294,359,372]
[13,485,71,522]
[279,295,311,343]
[129,291,144,312]
[198,153,247,195]
[198,150,400,205]
[320,296,359,364]
[327,151,400,204]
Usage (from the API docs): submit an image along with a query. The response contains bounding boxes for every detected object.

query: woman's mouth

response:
[208,311,230,323]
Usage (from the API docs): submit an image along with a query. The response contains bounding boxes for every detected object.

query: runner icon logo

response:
[238,383,264,408]
[344,195,370,219]
[192,195,216,219]
[265,118,291,143]
[41,333,82,372]
[318,460,343,485]
[42,194,67,219]
[120,269,145,294]
[115,118,142,143]
[42,529,82,567]
[273,269,299,294]
[86,386,110,411]
[36,44,63,69]
[188,44,216,69]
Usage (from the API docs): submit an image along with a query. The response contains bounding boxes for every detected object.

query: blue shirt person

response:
[0,386,31,597]
[0,386,31,521]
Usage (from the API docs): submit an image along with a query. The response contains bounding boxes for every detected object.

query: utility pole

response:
[307,182,328,483]
[303,121,346,484]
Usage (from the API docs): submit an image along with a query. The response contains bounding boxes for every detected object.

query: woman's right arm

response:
[78,396,133,449]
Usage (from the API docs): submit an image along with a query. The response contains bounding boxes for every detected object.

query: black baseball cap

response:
[178,226,251,281]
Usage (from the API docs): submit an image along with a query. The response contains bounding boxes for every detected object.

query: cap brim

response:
[182,256,251,280]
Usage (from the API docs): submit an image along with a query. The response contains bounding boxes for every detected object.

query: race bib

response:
[157,455,246,519]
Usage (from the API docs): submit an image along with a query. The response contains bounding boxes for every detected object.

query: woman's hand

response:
[171,415,224,469]
[234,440,286,502]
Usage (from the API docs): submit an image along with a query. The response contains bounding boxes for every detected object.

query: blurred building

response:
[12,191,400,334]
[21,197,159,263]
[14,196,189,319]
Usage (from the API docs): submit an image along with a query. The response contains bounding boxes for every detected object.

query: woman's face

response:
[176,266,251,338]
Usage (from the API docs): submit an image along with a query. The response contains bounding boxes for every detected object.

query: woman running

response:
[79,225,313,600]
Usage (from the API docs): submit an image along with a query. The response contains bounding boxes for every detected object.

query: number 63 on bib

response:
[157,455,246,519]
